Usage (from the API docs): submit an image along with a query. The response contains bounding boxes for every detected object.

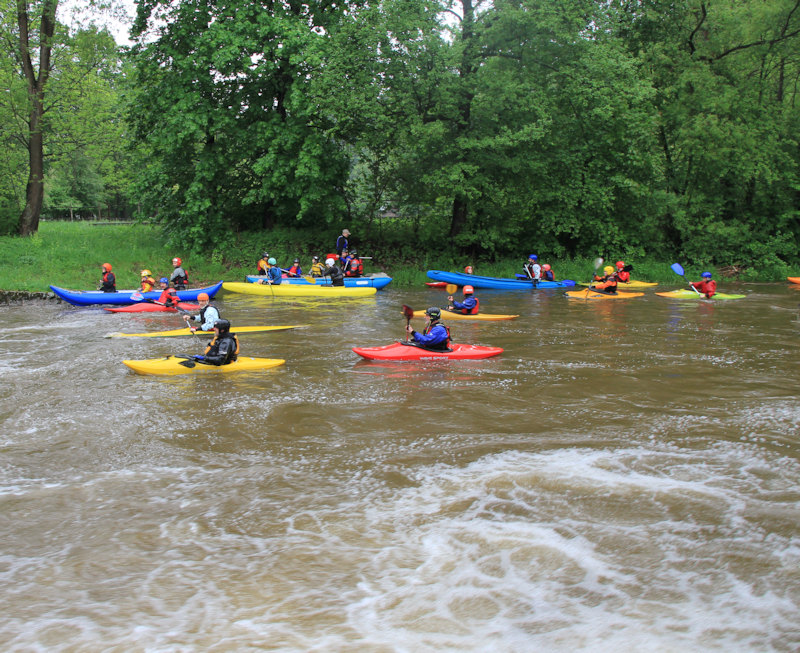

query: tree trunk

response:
[449,195,468,238]
[19,102,44,236]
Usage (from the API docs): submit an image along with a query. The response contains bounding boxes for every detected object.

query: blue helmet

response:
[159,277,169,284]
[702,271,712,278]
[528,254,538,261]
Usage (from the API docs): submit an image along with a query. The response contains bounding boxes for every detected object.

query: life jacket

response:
[345,258,363,277]
[692,279,717,298]
[101,271,116,292]
[257,259,269,275]
[158,288,179,306]
[458,297,479,315]
[140,276,156,292]
[172,268,189,288]
[310,262,325,277]
[326,264,344,285]
[616,270,630,283]
[593,276,618,293]
[543,270,555,281]
[199,304,217,324]
[287,264,302,277]
[421,322,451,350]
[203,332,239,364]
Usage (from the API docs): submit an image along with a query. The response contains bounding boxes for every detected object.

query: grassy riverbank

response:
[0,222,790,293]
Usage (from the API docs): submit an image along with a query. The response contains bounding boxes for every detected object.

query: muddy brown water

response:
[1,282,798,651]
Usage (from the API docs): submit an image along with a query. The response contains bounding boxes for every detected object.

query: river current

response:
[1,281,798,651]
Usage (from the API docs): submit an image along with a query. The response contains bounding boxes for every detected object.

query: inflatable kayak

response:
[50,281,224,307]
[107,325,305,338]
[577,280,658,289]
[104,302,199,313]
[352,342,503,360]
[787,277,800,284]
[411,309,518,321]
[222,282,377,298]
[566,289,644,299]
[123,355,286,376]
[245,273,392,289]
[655,289,746,300]
[428,270,575,289]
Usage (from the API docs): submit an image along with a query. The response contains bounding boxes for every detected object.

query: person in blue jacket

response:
[257,258,282,285]
[447,285,479,314]
[406,307,451,350]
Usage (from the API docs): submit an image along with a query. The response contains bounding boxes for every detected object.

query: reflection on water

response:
[0,282,798,651]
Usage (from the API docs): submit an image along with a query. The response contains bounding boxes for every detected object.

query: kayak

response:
[245,273,393,289]
[787,277,800,284]
[50,281,224,307]
[353,342,503,361]
[107,325,305,338]
[427,270,575,289]
[425,282,448,288]
[655,289,746,300]
[222,282,377,298]
[566,289,644,299]
[577,280,658,289]
[123,355,286,376]
[104,302,199,313]
[411,309,518,321]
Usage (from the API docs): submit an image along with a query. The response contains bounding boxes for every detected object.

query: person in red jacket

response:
[691,271,717,298]
[98,263,116,292]
[448,285,479,314]
[344,250,363,277]
[615,261,630,283]
[156,277,181,307]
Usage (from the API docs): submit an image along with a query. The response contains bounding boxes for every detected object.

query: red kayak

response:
[425,282,448,288]
[353,341,503,361]
[104,302,199,313]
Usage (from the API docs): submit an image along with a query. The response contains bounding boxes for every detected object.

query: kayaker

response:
[286,259,303,277]
[691,271,717,299]
[182,292,220,332]
[591,266,619,294]
[523,255,541,286]
[323,257,345,286]
[256,251,270,275]
[336,228,350,257]
[464,265,474,274]
[406,307,451,351]
[615,261,631,283]
[344,249,363,277]
[541,263,555,281]
[139,269,156,292]
[156,277,181,307]
[170,257,189,290]
[309,255,325,277]
[98,263,116,292]
[256,258,282,285]
[448,285,479,315]
[196,319,239,366]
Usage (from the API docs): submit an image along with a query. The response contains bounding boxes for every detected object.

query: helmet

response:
[616,261,625,268]
[268,257,277,265]
[603,266,614,275]
[172,257,182,266]
[528,254,538,261]
[326,258,335,266]
[197,292,209,301]
[425,306,441,320]
[101,263,112,272]
[159,277,169,284]
[214,319,231,333]
[463,285,474,294]
[350,249,357,256]
[702,271,712,278]
[141,269,152,277]
[542,264,551,271]
[312,255,319,261]
[293,258,300,263]
[464,265,473,274]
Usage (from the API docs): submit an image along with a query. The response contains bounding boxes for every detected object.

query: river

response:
[1,281,798,651]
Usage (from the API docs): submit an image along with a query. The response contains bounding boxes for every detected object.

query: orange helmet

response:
[542,264,551,271]
[616,261,625,268]
[464,265,473,274]
[172,257,182,266]
[102,263,112,272]
[463,285,474,294]
[197,292,209,301]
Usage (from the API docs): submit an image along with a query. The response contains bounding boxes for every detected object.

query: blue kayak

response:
[427,270,575,289]
[244,273,393,289]
[50,281,224,306]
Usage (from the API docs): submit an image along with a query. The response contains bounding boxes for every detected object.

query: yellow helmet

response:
[603,266,614,275]
[141,269,152,277]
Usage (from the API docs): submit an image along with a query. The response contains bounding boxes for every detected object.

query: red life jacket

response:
[459,297,479,315]
[616,270,630,283]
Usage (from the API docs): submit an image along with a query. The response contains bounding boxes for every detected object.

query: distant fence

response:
[41,206,138,222]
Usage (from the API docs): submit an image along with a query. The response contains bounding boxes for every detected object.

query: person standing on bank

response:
[336,229,350,258]
[182,292,220,332]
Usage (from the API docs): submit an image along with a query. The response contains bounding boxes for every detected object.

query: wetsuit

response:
[409,322,451,350]
[202,332,239,365]
[324,264,344,286]
[100,271,116,292]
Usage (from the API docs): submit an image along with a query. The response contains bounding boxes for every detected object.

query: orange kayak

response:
[787,277,800,284]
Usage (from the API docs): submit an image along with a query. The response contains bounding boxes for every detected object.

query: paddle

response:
[401,304,414,341]
[131,291,189,314]
[445,283,458,310]
[584,257,605,297]
[670,263,702,295]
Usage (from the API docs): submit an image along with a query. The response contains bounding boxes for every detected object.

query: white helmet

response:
[325,258,335,266]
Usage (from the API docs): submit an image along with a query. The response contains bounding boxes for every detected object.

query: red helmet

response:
[616,261,625,268]
[102,263,112,272]
[542,264,551,271]
[463,285,474,294]
[172,257,182,266]
[464,265,473,274]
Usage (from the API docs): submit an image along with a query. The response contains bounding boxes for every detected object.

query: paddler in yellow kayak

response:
[591,266,619,294]
[191,319,239,366]
[447,285,479,315]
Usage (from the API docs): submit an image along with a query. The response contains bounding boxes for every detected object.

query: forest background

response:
[1,0,799,281]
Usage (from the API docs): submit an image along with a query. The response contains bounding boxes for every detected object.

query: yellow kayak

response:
[578,280,658,288]
[123,355,285,376]
[222,282,377,298]
[566,289,644,299]
[412,309,518,321]
[106,325,305,338]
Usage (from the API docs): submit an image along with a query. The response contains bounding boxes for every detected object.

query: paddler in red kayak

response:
[156,277,181,307]
[406,307,451,350]
[98,263,116,292]
[691,271,717,299]
[447,285,479,314]
[591,266,619,294]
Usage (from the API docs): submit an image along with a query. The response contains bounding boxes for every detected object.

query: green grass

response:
[0,222,789,292]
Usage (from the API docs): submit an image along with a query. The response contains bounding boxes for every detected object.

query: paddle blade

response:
[445,283,458,294]
[670,263,685,277]
[304,276,316,284]
[401,304,414,319]
[131,291,144,301]
[593,257,604,270]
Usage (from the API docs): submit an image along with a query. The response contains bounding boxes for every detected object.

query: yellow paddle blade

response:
[303,276,316,284]
[445,283,458,294]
